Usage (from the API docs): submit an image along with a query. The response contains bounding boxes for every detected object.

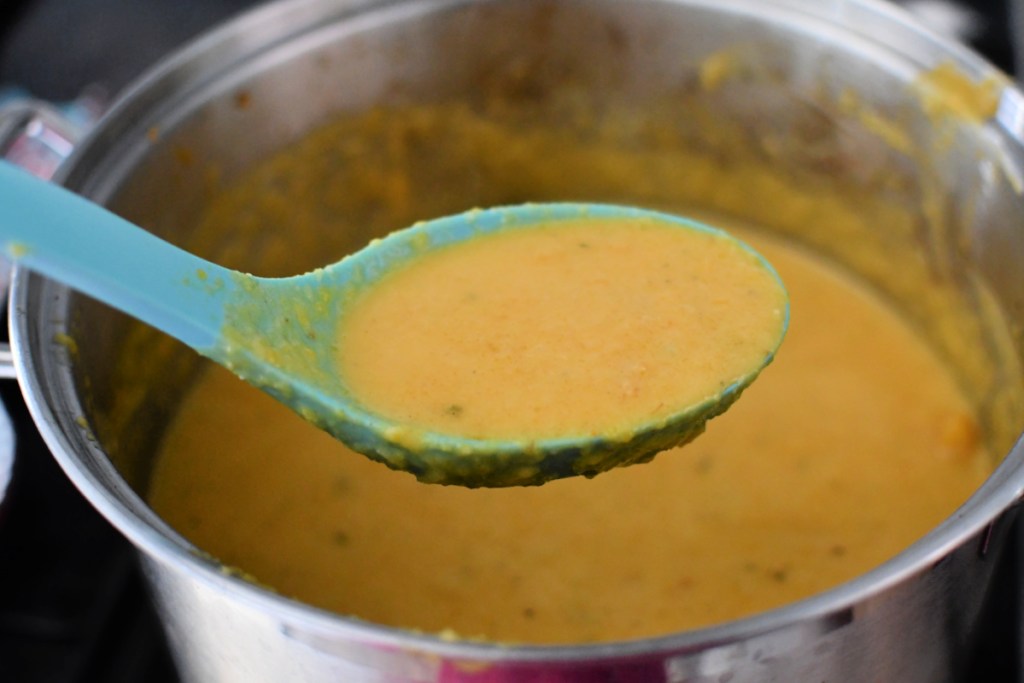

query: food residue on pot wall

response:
[916,61,1004,124]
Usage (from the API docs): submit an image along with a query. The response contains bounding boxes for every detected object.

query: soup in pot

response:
[148,219,988,644]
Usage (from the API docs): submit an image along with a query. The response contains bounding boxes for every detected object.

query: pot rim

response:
[11,0,1024,664]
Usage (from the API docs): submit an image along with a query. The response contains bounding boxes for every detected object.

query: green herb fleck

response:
[694,454,714,475]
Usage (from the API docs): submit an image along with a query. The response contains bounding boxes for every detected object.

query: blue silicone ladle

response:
[0,160,788,487]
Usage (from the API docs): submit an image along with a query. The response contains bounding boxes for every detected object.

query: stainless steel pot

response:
[7,0,1024,681]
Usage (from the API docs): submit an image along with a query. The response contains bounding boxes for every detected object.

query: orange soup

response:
[336,216,787,441]
[148,229,988,644]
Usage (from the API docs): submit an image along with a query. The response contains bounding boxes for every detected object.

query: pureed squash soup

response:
[145,79,1015,644]
[336,215,788,444]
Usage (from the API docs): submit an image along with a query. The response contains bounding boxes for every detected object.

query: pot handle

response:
[0,91,103,379]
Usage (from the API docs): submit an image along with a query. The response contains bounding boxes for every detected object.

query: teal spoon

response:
[0,160,788,487]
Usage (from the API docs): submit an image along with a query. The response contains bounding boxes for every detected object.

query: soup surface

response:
[338,215,787,440]
[149,227,989,644]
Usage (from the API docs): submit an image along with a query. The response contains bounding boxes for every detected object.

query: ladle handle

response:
[0,97,91,379]
[0,160,233,351]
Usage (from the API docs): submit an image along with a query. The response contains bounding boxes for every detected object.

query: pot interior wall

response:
[57,0,1024,499]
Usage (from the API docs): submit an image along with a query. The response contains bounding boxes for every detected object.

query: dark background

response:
[0,1,1020,681]
[0,0,1019,100]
